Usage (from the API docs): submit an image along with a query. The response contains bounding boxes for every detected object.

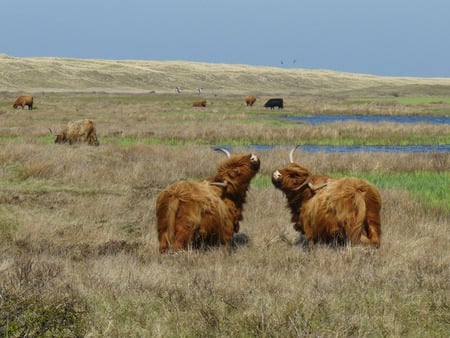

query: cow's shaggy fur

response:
[13,95,33,110]
[272,162,381,247]
[51,119,99,146]
[245,95,256,106]
[156,152,260,253]
[192,100,207,107]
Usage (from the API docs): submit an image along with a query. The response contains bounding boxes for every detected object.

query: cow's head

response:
[88,134,100,146]
[49,128,66,144]
[209,148,260,197]
[272,163,312,193]
[272,145,314,194]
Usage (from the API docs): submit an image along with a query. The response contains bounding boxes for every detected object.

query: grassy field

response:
[0,58,449,337]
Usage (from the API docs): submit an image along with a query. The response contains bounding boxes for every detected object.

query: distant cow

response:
[50,119,99,146]
[156,148,260,253]
[193,100,207,107]
[245,96,256,106]
[272,146,381,247]
[264,98,283,109]
[13,95,33,110]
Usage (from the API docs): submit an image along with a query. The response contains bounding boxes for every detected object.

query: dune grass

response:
[0,75,449,336]
[2,54,450,96]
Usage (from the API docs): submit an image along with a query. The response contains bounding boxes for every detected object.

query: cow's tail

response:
[346,191,367,245]
[363,187,382,247]
[166,197,180,248]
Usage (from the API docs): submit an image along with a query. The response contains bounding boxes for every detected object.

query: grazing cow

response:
[193,100,207,107]
[50,119,99,146]
[13,95,33,110]
[264,98,283,109]
[156,148,260,253]
[245,96,256,106]
[272,146,381,247]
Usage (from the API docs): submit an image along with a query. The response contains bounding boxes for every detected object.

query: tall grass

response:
[0,93,449,336]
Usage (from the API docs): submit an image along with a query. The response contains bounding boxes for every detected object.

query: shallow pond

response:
[242,144,450,153]
[276,115,450,125]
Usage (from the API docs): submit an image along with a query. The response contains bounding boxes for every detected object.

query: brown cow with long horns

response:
[156,148,260,253]
[272,146,381,247]
[50,119,99,146]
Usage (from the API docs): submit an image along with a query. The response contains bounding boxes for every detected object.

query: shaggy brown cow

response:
[245,95,256,106]
[272,146,381,247]
[13,95,33,110]
[193,100,207,107]
[156,149,260,253]
[50,119,99,146]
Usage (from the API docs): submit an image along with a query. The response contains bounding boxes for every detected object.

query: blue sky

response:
[2,0,449,77]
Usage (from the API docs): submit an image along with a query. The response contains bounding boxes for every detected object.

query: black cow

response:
[264,98,283,109]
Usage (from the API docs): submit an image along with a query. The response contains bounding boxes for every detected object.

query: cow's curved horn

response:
[214,147,231,158]
[209,180,228,187]
[289,145,300,163]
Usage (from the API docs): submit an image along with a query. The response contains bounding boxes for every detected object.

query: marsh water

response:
[275,115,450,125]
[236,114,450,153]
[241,144,450,153]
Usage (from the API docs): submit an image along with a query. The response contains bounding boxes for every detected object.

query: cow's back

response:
[300,177,381,244]
[156,180,234,252]
[13,95,33,109]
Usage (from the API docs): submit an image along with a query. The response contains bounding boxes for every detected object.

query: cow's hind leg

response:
[158,231,169,253]
[171,220,196,251]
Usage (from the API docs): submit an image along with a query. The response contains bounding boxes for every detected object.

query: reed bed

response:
[0,93,449,337]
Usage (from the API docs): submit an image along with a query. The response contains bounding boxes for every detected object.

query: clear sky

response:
[2,0,449,77]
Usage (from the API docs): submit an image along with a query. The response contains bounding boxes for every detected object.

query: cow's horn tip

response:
[213,147,231,157]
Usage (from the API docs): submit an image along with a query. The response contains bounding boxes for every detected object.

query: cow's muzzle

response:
[250,154,260,170]
[272,170,282,180]
[272,170,282,187]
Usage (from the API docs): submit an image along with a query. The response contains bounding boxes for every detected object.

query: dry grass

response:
[0,141,448,337]
[0,71,449,336]
[2,54,450,96]
[1,148,449,336]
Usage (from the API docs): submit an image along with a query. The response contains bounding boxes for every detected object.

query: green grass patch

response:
[36,134,450,147]
[358,97,450,105]
[348,171,449,213]
[390,97,450,104]
[255,171,450,213]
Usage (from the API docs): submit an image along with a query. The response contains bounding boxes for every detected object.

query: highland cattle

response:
[50,119,99,146]
[193,100,207,107]
[272,146,381,247]
[245,96,256,106]
[13,95,33,110]
[156,148,260,253]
